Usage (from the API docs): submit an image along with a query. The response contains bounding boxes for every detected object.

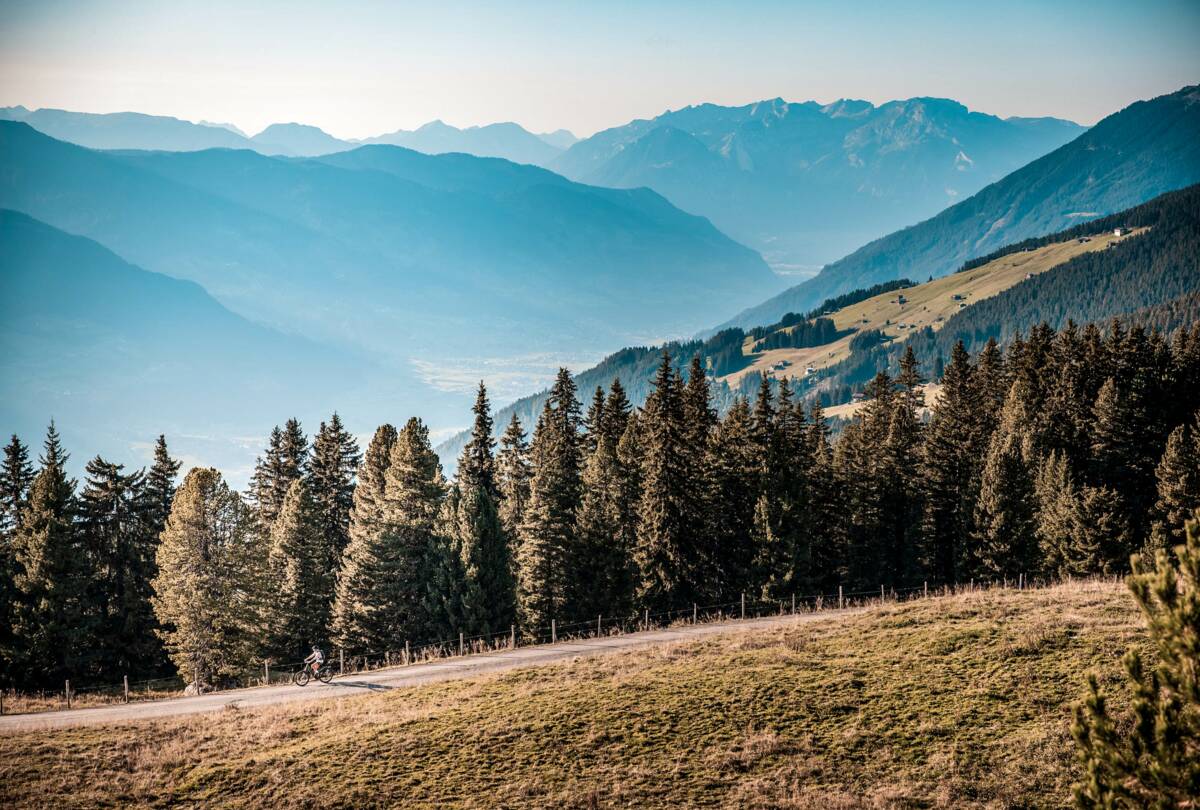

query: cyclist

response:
[304,644,325,676]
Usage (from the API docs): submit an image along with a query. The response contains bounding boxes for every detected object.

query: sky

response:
[1,0,1197,139]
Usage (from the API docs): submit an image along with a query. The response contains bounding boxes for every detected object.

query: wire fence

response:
[0,572,1087,717]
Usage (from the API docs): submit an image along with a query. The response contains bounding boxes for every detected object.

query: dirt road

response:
[0,609,856,732]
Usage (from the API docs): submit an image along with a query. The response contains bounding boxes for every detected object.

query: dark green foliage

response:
[249,419,309,531]
[0,434,34,681]
[306,413,361,629]
[265,478,328,658]
[496,414,532,540]
[1073,508,1200,808]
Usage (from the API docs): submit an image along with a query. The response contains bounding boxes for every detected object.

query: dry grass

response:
[721,228,1146,386]
[0,580,1144,809]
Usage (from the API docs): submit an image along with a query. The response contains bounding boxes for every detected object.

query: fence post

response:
[838,585,844,609]
[791,594,796,615]
[124,675,129,704]
[339,648,344,676]
[693,603,698,624]
[880,584,885,602]
[65,680,71,709]
[741,592,745,620]
[924,581,928,598]
[597,614,602,637]
[264,660,269,686]
[1,689,4,715]
[552,619,557,644]
[511,624,516,649]
[405,640,410,665]
[644,608,649,630]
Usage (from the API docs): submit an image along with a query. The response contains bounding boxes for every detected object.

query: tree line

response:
[1,318,1198,689]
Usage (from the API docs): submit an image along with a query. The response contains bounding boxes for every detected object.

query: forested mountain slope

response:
[440,184,1200,465]
[729,84,1200,329]
[552,96,1083,269]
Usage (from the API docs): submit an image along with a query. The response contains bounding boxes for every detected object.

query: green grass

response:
[0,581,1145,808]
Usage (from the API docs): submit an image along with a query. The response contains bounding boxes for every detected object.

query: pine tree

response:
[460,384,497,495]
[333,419,445,650]
[152,467,262,688]
[11,424,88,686]
[602,379,632,449]
[1035,451,1093,577]
[0,435,34,537]
[878,347,925,585]
[307,414,361,621]
[633,353,694,611]
[77,456,164,677]
[682,355,718,599]
[1072,507,1200,808]
[1149,416,1200,551]
[583,386,607,454]
[708,399,758,599]
[264,478,327,659]
[1090,378,1144,561]
[517,370,583,630]
[573,429,635,619]
[249,419,309,530]
[496,415,532,541]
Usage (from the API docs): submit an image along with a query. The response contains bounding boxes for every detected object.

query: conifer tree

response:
[450,384,515,637]
[583,386,607,454]
[921,342,977,583]
[602,379,633,449]
[1149,416,1200,551]
[708,399,758,598]
[143,435,181,537]
[517,370,582,630]
[972,386,1039,579]
[1035,451,1091,577]
[1090,378,1145,557]
[77,457,163,677]
[152,467,262,687]
[264,478,327,659]
[496,415,532,540]
[1072,507,1200,808]
[634,353,694,611]
[11,424,88,685]
[249,419,309,530]
[573,428,635,619]
[0,434,33,680]
[682,355,718,599]
[307,413,361,619]
[334,419,445,650]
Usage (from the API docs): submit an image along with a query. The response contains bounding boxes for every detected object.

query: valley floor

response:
[0,581,1142,808]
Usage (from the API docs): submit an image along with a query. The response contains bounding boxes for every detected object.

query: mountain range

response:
[549,97,1086,271]
[728,84,1200,329]
[0,106,576,165]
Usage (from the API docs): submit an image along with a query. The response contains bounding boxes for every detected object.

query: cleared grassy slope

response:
[0,582,1143,808]
[721,228,1142,386]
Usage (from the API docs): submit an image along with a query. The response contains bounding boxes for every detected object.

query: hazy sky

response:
[1,0,1197,138]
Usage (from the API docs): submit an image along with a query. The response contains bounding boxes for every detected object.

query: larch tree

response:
[152,467,263,687]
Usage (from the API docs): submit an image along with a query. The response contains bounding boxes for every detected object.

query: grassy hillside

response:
[721,227,1139,386]
[0,582,1144,808]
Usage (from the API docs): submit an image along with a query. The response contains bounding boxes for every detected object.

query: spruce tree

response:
[517,370,582,630]
[1090,378,1145,560]
[573,429,635,619]
[77,457,164,677]
[1149,416,1200,551]
[264,478,328,659]
[333,418,445,650]
[633,353,693,611]
[451,384,516,637]
[0,434,33,681]
[249,419,309,530]
[921,342,977,583]
[496,415,532,540]
[971,385,1039,580]
[682,355,718,599]
[152,467,262,687]
[708,399,758,599]
[307,414,361,619]
[1072,507,1200,808]
[11,424,88,686]
[143,435,181,538]
[602,379,633,449]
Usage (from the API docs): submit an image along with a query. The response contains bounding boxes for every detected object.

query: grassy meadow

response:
[0,581,1145,808]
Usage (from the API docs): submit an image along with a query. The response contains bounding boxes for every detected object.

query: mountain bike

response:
[293,663,334,686]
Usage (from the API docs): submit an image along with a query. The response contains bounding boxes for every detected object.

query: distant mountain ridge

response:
[0,105,576,165]
[728,84,1200,329]
[550,95,1086,270]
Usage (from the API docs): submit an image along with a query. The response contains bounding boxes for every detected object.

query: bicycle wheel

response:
[295,668,311,687]
[318,667,333,684]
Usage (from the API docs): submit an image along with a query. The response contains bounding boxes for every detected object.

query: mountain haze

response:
[361,120,566,166]
[729,84,1200,329]
[551,96,1086,270]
